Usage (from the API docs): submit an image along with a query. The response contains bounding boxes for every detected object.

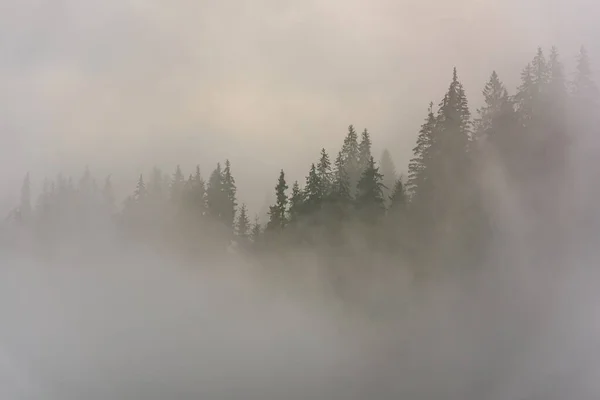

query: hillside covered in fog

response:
[3,46,598,278]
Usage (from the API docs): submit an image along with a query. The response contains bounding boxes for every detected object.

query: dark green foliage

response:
[358,129,372,174]
[340,125,361,194]
[331,151,352,203]
[355,156,385,224]
[288,181,305,224]
[303,163,323,214]
[316,149,333,197]
[206,163,224,220]
[407,102,435,200]
[474,71,519,168]
[266,170,288,231]
[222,160,238,230]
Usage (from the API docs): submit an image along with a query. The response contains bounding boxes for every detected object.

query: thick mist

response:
[4,0,600,399]
[3,217,600,399]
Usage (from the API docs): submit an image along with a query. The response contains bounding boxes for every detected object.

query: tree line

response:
[3,46,598,278]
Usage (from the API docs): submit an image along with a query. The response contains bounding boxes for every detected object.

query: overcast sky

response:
[1,0,599,213]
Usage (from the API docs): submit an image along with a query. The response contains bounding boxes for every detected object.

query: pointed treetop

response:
[572,46,599,104]
[358,129,373,168]
[267,169,289,231]
[134,174,147,202]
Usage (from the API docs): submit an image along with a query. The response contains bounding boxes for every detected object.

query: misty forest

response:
[4,40,600,398]
[2,46,599,289]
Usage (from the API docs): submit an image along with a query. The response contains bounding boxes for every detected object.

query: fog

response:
[3,237,600,398]
[2,0,600,210]
[3,0,600,399]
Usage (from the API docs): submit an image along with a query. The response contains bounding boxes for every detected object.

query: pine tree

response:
[548,47,566,97]
[134,174,147,203]
[532,47,550,88]
[316,149,333,196]
[303,163,322,214]
[474,71,511,139]
[236,203,250,239]
[406,68,472,258]
[331,151,352,203]
[431,67,471,211]
[407,103,436,199]
[206,163,224,220]
[571,46,599,142]
[222,159,237,229]
[288,181,305,224]
[355,156,385,223]
[517,48,550,129]
[545,47,569,168]
[340,125,361,193]
[534,47,549,82]
[192,166,207,212]
[473,70,519,167]
[572,46,599,105]
[358,128,372,174]
[516,63,535,125]
[266,170,288,231]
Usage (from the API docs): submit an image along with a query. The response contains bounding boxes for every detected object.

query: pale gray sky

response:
[1,0,599,213]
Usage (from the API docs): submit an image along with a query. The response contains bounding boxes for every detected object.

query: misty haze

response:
[3,0,600,399]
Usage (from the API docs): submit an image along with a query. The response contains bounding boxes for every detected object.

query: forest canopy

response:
[2,46,598,286]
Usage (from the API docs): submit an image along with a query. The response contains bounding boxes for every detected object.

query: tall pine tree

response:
[316,149,333,197]
[288,181,305,224]
[303,163,323,216]
[407,102,436,200]
[266,170,288,231]
[355,157,385,224]
[222,160,237,229]
[206,163,225,221]
[340,125,361,194]
[358,129,372,175]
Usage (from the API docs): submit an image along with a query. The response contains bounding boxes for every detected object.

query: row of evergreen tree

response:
[3,46,598,274]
